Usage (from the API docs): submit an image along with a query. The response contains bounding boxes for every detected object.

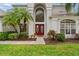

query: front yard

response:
[0,43,79,56]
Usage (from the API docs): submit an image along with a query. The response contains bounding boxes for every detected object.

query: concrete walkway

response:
[0,37,45,44]
[35,37,45,44]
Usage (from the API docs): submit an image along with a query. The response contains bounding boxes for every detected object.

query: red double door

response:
[35,24,44,35]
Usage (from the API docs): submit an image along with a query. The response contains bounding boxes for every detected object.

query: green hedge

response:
[0,32,28,40]
[0,32,10,40]
[18,32,28,38]
[8,33,18,40]
[0,32,18,40]
[56,33,65,42]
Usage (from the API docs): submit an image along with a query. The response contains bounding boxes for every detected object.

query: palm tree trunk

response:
[19,24,21,33]
[11,24,18,33]
[13,26,17,32]
[23,19,26,32]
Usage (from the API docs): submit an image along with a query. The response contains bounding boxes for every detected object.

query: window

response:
[35,8,44,22]
[60,19,76,34]
[36,25,39,33]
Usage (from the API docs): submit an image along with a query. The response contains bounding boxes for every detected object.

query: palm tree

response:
[17,8,33,32]
[3,11,18,32]
[3,7,33,33]
[65,3,72,15]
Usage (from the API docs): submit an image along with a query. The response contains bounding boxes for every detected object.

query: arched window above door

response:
[35,8,44,22]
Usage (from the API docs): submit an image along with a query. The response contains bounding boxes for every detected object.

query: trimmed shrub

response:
[75,34,79,39]
[7,31,16,33]
[56,33,65,42]
[18,32,28,38]
[0,32,9,40]
[0,32,3,40]
[8,33,18,40]
[47,30,56,39]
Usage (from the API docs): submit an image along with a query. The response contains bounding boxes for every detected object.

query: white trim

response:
[34,6,45,22]
[60,19,76,38]
[33,4,47,36]
[35,22,45,24]
[76,19,79,33]
[59,18,77,22]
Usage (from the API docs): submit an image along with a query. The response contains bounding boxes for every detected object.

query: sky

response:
[0,3,78,12]
[0,3,27,12]
[0,4,13,11]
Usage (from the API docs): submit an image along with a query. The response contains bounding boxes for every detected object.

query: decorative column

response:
[76,19,79,33]
[27,4,34,36]
[0,19,3,32]
[46,4,52,34]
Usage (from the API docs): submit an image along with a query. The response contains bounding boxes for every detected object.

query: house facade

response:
[0,3,79,38]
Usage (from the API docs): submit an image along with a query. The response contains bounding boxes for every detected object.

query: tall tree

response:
[17,8,33,32]
[65,3,72,15]
[3,7,33,33]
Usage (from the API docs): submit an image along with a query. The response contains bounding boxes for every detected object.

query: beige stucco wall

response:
[50,16,79,38]
[52,5,67,16]
[0,18,3,32]
[0,3,79,38]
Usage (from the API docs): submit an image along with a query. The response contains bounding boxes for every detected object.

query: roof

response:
[12,4,27,7]
[0,11,5,17]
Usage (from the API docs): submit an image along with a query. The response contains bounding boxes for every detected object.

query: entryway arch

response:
[34,4,46,36]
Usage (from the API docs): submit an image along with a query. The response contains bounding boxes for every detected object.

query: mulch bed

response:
[65,38,79,43]
[14,38,37,41]
[0,38,37,41]
[17,37,37,41]
[44,38,79,45]
[44,38,59,45]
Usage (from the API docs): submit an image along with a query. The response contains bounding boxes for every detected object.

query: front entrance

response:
[35,24,44,35]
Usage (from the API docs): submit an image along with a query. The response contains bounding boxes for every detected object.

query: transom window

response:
[60,19,76,34]
[35,8,44,22]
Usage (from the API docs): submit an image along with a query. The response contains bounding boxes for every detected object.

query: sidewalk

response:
[0,37,45,44]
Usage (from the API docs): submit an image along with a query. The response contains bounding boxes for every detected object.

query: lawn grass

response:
[0,43,79,56]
